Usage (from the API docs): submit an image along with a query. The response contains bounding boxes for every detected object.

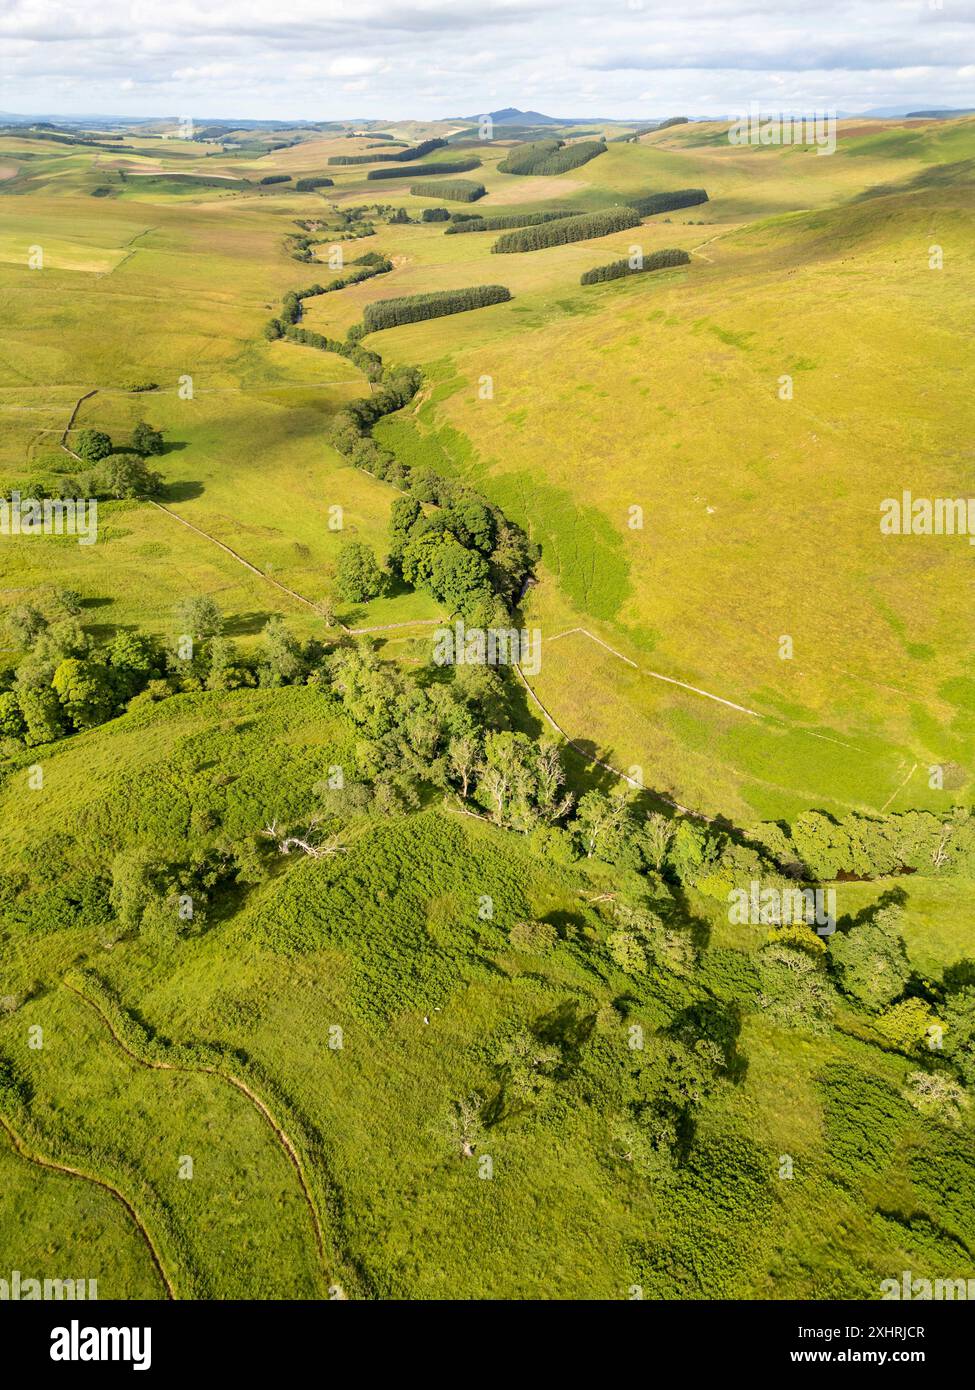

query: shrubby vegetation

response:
[493,206,641,252]
[580,248,690,283]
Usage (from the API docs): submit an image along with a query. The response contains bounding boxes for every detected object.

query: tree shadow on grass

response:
[664,882,712,954]
[833,884,908,937]
[944,958,975,991]
[223,610,272,637]
[668,996,748,1085]
[532,999,597,1071]
[160,479,204,503]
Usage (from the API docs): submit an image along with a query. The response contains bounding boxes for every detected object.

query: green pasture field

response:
[0,1135,164,1299]
[1,986,324,1298]
[2,687,974,1298]
[2,121,974,1300]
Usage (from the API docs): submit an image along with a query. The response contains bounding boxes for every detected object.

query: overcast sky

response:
[1,0,973,120]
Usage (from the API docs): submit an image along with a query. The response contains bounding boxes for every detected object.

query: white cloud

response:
[326,56,387,78]
[0,0,972,117]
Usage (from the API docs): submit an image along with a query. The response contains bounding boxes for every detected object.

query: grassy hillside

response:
[2,117,973,1300]
[2,687,974,1299]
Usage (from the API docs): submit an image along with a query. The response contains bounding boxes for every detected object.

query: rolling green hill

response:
[2,116,973,1300]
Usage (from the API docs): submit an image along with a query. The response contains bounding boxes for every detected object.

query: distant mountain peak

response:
[463,107,561,125]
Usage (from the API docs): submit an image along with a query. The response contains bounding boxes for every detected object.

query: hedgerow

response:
[492,206,641,252]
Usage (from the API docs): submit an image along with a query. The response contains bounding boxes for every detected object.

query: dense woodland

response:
[498,138,607,175]
[410,178,486,201]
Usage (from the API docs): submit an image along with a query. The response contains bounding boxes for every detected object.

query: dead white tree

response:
[932,823,953,870]
[262,818,346,859]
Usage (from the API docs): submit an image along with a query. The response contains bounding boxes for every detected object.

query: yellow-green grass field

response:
[2,120,973,812]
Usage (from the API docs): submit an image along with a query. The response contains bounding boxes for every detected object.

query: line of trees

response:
[322,331,535,624]
[627,188,709,216]
[421,207,451,221]
[362,285,511,333]
[580,248,690,283]
[282,325,383,380]
[410,179,486,202]
[498,139,606,175]
[264,260,393,341]
[445,209,576,234]
[127,173,250,189]
[259,174,291,185]
[328,153,386,165]
[368,160,482,180]
[328,138,448,166]
[294,176,334,191]
[492,206,641,252]
[386,137,449,162]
